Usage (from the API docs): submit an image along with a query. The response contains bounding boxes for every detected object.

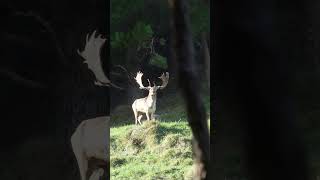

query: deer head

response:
[134,71,169,96]
[77,30,123,89]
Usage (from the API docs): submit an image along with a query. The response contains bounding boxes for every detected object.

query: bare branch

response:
[0,68,46,89]
[201,32,210,88]
[150,37,155,54]
[112,65,135,85]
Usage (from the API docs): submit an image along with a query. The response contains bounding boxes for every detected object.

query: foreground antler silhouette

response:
[132,71,169,125]
[77,30,122,89]
[71,30,115,180]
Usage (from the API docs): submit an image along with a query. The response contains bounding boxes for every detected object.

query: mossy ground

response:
[110,93,210,179]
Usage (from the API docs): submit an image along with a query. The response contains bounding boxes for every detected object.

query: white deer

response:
[71,30,118,180]
[132,71,169,125]
[71,116,109,180]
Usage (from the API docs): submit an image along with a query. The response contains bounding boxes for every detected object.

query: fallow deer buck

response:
[71,30,120,180]
[132,71,169,125]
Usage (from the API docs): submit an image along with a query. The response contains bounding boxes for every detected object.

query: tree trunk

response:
[169,0,210,179]
[201,32,210,88]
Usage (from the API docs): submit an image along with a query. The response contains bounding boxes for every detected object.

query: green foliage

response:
[111,0,169,32]
[110,0,145,28]
[131,22,153,45]
[159,38,166,46]
[111,22,154,49]
[149,53,168,69]
[110,32,128,48]
[189,0,210,38]
[110,0,209,69]
[111,0,209,41]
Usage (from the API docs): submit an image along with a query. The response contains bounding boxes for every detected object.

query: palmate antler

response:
[77,30,122,89]
[157,72,169,89]
[134,71,150,90]
[134,71,169,90]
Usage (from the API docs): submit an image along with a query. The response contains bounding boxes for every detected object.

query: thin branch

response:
[113,65,135,85]
[0,68,46,89]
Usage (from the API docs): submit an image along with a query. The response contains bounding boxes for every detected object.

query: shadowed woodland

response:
[213,0,320,179]
[1,0,109,179]
[109,0,209,110]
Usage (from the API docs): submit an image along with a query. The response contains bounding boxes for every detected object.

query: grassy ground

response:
[110,92,210,180]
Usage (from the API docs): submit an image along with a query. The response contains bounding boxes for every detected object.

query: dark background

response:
[212,0,320,179]
[5,0,320,179]
[0,0,109,179]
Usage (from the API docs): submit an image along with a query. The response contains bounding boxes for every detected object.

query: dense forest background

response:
[109,0,210,108]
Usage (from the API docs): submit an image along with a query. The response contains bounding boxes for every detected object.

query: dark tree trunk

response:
[201,32,210,88]
[169,0,210,179]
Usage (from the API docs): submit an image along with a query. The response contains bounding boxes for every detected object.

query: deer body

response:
[132,90,157,124]
[71,116,109,180]
[132,71,169,125]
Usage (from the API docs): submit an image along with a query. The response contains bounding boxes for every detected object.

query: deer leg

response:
[146,112,150,121]
[138,115,143,125]
[133,106,138,125]
[151,113,155,120]
[72,146,88,180]
[89,168,104,180]
[134,111,138,125]
[81,157,89,180]
[71,125,88,180]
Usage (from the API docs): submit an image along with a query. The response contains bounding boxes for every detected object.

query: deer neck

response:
[146,93,157,107]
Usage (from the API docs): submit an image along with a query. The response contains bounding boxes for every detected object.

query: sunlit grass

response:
[110,93,210,179]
